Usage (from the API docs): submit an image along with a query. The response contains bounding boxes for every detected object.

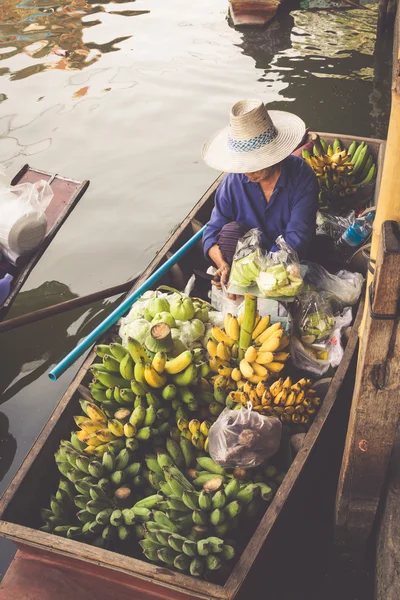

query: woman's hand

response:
[212,262,230,289]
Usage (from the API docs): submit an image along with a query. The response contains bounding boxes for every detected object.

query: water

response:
[0,0,392,586]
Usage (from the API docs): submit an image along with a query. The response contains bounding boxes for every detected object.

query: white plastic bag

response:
[0,179,53,262]
[302,262,364,307]
[290,307,353,375]
[208,405,282,469]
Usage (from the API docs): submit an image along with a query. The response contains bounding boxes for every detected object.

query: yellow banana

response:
[95,428,116,443]
[261,390,273,405]
[165,350,193,375]
[297,378,308,388]
[284,405,295,415]
[274,390,288,406]
[200,421,211,436]
[255,322,282,345]
[82,434,104,448]
[266,362,285,374]
[152,351,167,374]
[216,342,231,361]
[188,419,201,436]
[255,380,266,398]
[239,359,254,379]
[236,379,246,390]
[211,327,235,348]
[255,351,274,365]
[274,406,284,415]
[74,416,88,428]
[262,405,274,415]
[144,363,167,388]
[244,346,258,363]
[86,404,107,424]
[284,392,296,406]
[80,420,100,434]
[224,312,233,333]
[177,418,189,431]
[209,357,229,372]
[269,378,284,397]
[252,404,264,412]
[231,343,239,358]
[282,377,292,389]
[231,367,242,382]
[274,352,290,362]
[229,391,243,403]
[248,375,264,384]
[84,445,98,455]
[227,316,240,341]
[252,362,268,377]
[251,315,271,340]
[75,430,89,442]
[277,336,290,351]
[207,339,218,359]
[248,389,258,405]
[259,331,284,353]
[218,365,233,378]
[108,419,124,437]
[237,312,244,326]
[243,381,253,395]
[311,397,321,407]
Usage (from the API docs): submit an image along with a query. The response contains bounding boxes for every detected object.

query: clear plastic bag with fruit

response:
[208,404,282,469]
[228,228,263,291]
[256,236,303,300]
[295,290,334,346]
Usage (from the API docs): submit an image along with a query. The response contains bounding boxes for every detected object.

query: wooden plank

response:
[335,221,400,548]
[376,428,400,600]
[0,165,89,321]
[224,297,364,599]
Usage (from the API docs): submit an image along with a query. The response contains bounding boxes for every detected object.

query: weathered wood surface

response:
[0,165,89,321]
[376,426,400,600]
[335,221,400,548]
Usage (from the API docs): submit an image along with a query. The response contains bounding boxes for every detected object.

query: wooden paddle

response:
[0,277,139,334]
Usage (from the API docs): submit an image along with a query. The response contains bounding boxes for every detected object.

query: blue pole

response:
[49,226,206,381]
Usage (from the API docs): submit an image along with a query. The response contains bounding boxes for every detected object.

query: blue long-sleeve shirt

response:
[203,155,319,260]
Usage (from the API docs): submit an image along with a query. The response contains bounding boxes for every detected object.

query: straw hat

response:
[202,99,306,173]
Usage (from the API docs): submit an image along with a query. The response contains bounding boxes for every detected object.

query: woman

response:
[202,99,318,289]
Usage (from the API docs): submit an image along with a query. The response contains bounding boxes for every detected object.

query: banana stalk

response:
[238,294,257,360]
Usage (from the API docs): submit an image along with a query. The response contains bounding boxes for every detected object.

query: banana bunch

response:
[208,317,289,388]
[228,376,321,426]
[302,137,377,208]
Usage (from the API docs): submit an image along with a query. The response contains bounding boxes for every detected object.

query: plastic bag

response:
[0,179,53,262]
[208,266,244,316]
[315,211,354,242]
[208,405,282,469]
[295,291,334,346]
[256,236,303,299]
[302,262,364,307]
[228,228,263,289]
[290,306,353,375]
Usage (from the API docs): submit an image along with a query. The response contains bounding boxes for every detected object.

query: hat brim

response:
[202,110,306,173]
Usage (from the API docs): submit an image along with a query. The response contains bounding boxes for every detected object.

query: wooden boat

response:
[0,133,386,600]
[0,165,90,322]
[229,0,281,28]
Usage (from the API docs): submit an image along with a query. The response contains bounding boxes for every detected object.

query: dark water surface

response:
[0,0,392,587]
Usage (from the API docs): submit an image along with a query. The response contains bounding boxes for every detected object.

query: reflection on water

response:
[0,0,149,80]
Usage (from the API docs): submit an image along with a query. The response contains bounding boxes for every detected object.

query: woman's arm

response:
[208,244,230,288]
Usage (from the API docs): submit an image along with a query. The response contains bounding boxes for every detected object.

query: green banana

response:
[173,553,191,571]
[197,539,211,556]
[180,437,194,468]
[153,510,178,532]
[110,470,126,487]
[166,439,185,469]
[144,405,157,427]
[157,547,176,565]
[129,405,146,427]
[95,371,127,389]
[155,530,170,546]
[130,380,147,396]
[110,509,123,527]
[127,337,149,364]
[210,509,225,526]
[119,388,135,404]
[115,448,131,471]
[136,426,153,441]
[182,490,199,511]
[198,490,212,511]
[86,500,110,515]
[95,344,112,358]
[182,540,197,557]
[224,500,241,519]
[121,508,137,526]
[167,497,187,511]
[168,534,185,552]
[88,461,104,479]
[117,525,130,541]
[134,494,163,509]
[255,482,273,501]
[109,342,129,361]
[212,490,226,509]
[205,554,222,571]
[237,484,259,505]
[96,508,114,525]
[119,354,135,380]
[162,384,177,401]
[192,509,208,526]
[225,478,240,500]
[172,364,197,386]
[103,354,121,373]
[190,556,204,577]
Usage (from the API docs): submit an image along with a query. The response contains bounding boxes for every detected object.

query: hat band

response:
[227,125,278,153]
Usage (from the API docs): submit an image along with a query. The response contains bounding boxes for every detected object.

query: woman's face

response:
[244,164,278,183]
